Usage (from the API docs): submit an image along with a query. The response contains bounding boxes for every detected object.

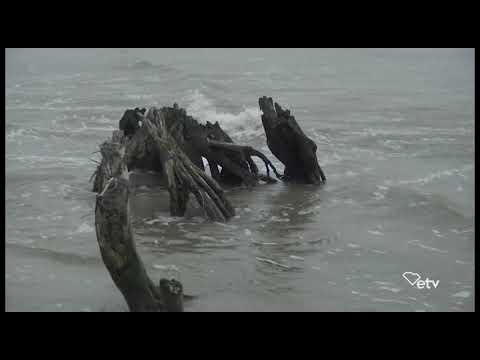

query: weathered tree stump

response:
[90,98,327,311]
[159,104,280,187]
[259,96,326,185]
[93,107,237,222]
[94,142,183,312]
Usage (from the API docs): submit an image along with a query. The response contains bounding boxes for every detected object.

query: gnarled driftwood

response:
[94,141,184,312]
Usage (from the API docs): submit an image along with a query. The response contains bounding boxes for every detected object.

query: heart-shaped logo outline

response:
[402,272,421,286]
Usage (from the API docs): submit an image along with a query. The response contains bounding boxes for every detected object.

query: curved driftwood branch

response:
[207,139,281,182]
[94,142,184,312]
[259,96,326,184]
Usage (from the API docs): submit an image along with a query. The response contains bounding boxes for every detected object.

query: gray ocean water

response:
[5,48,475,312]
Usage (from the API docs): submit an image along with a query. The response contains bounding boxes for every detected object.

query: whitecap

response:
[184,89,263,141]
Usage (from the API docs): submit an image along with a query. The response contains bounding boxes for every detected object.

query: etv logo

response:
[402,272,439,289]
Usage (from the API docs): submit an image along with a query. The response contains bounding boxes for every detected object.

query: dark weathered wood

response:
[144,108,236,221]
[94,142,183,312]
[155,104,279,188]
[207,139,281,183]
[90,98,328,311]
[258,96,326,184]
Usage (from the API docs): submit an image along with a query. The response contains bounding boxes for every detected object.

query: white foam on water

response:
[378,286,402,293]
[385,165,473,186]
[432,229,445,238]
[184,89,263,140]
[408,240,448,254]
[269,216,290,223]
[144,215,178,226]
[452,291,471,298]
[152,264,180,272]
[374,281,394,286]
[371,298,409,305]
[373,192,385,200]
[289,255,304,261]
[368,230,384,236]
[450,228,473,234]
[75,223,94,233]
[199,235,217,241]
[256,257,291,269]
[252,241,278,246]
[244,229,252,236]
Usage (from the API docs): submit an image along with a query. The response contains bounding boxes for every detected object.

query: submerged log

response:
[94,142,183,312]
[258,96,326,185]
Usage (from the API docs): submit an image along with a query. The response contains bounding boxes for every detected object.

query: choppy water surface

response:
[5,48,474,311]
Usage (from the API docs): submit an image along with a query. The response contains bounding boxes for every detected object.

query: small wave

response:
[125,94,156,101]
[371,298,409,305]
[184,89,263,140]
[377,286,402,293]
[6,155,91,168]
[256,257,292,269]
[407,240,448,254]
[143,215,179,226]
[384,165,473,186]
[6,128,41,142]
